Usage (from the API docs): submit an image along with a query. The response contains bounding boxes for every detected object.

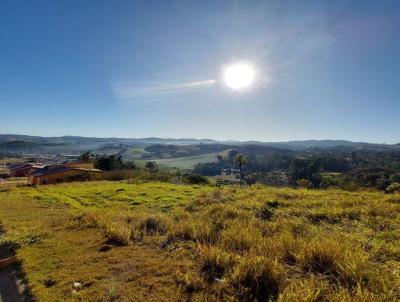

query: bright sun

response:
[223,62,256,90]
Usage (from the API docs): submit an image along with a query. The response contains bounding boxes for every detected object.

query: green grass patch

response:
[154,152,219,169]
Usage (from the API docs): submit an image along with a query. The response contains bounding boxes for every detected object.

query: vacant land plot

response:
[121,147,148,161]
[0,181,399,301]
[133,153,220,169]
[154,152,219,169]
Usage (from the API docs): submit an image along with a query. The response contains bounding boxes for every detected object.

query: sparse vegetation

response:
[0,181,399,301]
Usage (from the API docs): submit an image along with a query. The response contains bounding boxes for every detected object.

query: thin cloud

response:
[113,79,216,99]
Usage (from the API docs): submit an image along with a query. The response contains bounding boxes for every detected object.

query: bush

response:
[389,173,400,183]
[385,182,400,194]
[183,174,209,185]
[296,179,312,188]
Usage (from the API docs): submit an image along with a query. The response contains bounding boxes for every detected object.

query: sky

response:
[0,0,399,143]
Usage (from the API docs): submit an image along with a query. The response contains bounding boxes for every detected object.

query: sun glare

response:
[223,62,256,90]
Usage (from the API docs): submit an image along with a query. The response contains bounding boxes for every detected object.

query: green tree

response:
[228,149,239,163]
[234,154,247,187]
[79,151,92,163]
[95,155,123,171]
[145,161,158,173]
[389,173,400,183]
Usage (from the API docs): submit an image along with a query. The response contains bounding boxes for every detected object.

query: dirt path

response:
[0,264,29,302]
[0,228,31,302]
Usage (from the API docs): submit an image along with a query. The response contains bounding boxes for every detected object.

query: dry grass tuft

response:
[139,215,170,235]
[198,245,236,282]
[231,256,285,301]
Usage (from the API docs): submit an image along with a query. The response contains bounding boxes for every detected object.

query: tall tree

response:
[234,154,247,187]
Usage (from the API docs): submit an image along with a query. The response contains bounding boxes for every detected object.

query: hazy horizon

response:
[1,131,398,145]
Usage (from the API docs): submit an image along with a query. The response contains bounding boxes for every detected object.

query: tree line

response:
[193,147,400,192]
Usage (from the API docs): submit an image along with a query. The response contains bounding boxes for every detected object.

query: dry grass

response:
[0,181,400,301]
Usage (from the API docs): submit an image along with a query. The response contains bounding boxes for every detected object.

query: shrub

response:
[297,179,312,188]
[183,174,209,185]
[385,182,400,194]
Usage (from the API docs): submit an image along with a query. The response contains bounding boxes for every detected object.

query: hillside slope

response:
[0,182,399,301]
[1,134,399,155]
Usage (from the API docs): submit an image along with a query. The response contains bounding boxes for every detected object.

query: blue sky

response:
[0,0,399,143]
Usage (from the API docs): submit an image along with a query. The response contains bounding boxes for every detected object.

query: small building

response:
[28,165,102,185]
[9,163,45,177]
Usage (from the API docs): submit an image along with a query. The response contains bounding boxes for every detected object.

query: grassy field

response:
[0,181,400,301]
[121,147,148,160]
[153,152,219,169]
[122,146,230,169]
[131,152,220,169]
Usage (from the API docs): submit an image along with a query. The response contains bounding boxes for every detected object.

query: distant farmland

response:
[153,152,219,169]
[122,146,221,169]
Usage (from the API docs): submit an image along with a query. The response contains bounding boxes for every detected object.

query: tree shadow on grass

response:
[0,226,33,302]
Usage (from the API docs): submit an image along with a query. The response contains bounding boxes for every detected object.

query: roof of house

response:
[10,163,45,171]
[30,166,101,177]
[30,166,72,177]
[9,163,30,170]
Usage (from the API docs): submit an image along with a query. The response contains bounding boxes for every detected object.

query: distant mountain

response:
[0,134,398,155]
[0,134,218,146]
[257,140,398,151]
